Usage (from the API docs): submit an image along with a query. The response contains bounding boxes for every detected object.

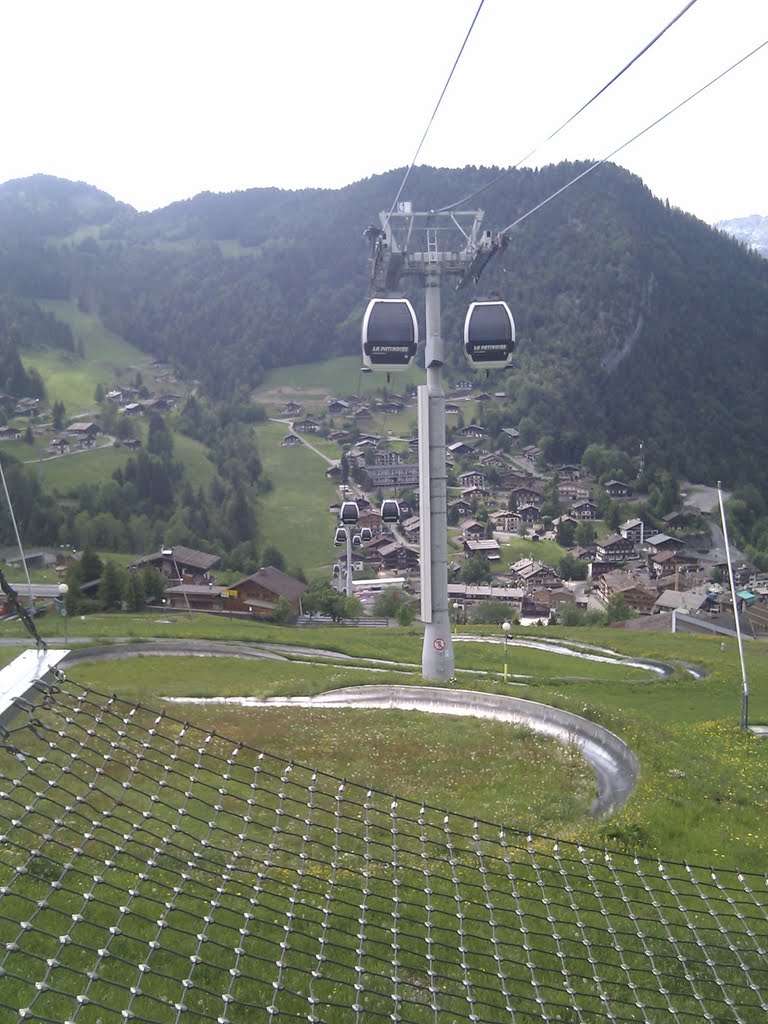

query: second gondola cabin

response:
[340,501,360,526]
[362,298,418,371]
[463,301,515,370]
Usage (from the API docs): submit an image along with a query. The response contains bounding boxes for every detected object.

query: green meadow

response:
[254,418,340,574]
[27,300,155,409]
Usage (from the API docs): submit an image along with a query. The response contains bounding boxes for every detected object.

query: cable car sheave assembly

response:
[361,206,511,682]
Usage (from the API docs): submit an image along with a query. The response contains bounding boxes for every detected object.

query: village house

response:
[449,498,473,519]
[489,509,520,532]
[373,449,402,466]
[460,424,486,439]
[644,532,685,556]
[326,399,349,415]
[557,464,581,481]
[293,417,320,433]
[521,444,541,463]
[448,441,476,458]
[509,558,559,586]
[445,402,461,415]
[570,498,599,520]
[595,533,636,563]
[463,538,501,561]
[457,470,487,490]
[460,519,486,540]
[365,463,419,488]
[595,568,658,614]
[279,401,303,417]
[226,566,308,619]
[620,518,645,544]
[604,479,632,498]
[130,545,220,584]
[281,434,303,447]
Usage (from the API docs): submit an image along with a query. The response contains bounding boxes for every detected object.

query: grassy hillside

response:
[26,300,154,410]
[254,418,339,574]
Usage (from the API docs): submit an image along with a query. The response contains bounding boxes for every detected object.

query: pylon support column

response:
[419,275,454,681]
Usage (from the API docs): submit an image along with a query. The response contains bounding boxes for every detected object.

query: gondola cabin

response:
[334,528,347,546]
[340,501,360,526]
[380,499,400,524]
[362,298,418,371]
[360,526,373,542]
[462,301,515,370]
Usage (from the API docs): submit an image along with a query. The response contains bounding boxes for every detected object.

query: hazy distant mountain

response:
[715,215,768,257]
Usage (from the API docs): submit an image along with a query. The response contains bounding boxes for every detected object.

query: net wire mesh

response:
[0,674,766,1023]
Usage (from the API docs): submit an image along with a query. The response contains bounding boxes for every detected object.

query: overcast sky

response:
[2,1,766,224]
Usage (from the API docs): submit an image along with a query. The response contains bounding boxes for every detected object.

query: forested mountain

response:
[2,168,768,496]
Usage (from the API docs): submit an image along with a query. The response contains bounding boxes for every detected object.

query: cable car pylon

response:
[362,205,509,682]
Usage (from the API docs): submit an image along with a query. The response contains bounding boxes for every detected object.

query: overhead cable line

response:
[497,36,768,236]
[382,0,486,232]
[438,0,701,214]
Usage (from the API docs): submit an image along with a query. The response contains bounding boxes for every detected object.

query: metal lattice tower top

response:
[0,674,766,1023]
[367,207,507,293]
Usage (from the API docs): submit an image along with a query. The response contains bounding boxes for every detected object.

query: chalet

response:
[165,584,225,612]
[281,434,303,447]
[521,444,541,463]
[509,558,558,586]
[373,449,402,466]
[475,392,493,402]
[377,401,404,415]
[509,485,543,507]
[142,395,180,412]
[463,538,501,561]
[663,510,689,531]
[448,441,475,457]
[365,463,419,488]
[595,569,657,614]
[457,470,487,489]
[478,452,507,469]
[557,464,581,481]
[325,464,341,478]
[454,380,473,391]
[279,401,303,417]
[449,498,473,519]
[293,418,320,433]
[501,427,520,443]
[15,397,41,417]
[326,399,349,414]
[328,430,350,443]
[445,403,461,415]
[652,585,713,616]
[400,515,421,542]
[595,533,636,563]
[620,518,645,544]
[604,479,632,498]
[460,486,491,502]
[67,422,101,440]
[460,519,486,540]
[122,403,143,416]
[123,438,142,450]
[353,406,373,421]
[460,424,486,439]
[644,532,685,555]
[356,507,383,533]
[130,545,220,583]
[650,549,701,578]
[532,586,575,611]
[227,566,308,619]
[570,498,598,520]
[379,542,420,573]
[448,582,524,612]
[517,503,541,525]
[489,509,520,532]
[552,513,579,530]
[0,427,22,440]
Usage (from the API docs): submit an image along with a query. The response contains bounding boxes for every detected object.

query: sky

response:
[2,0,767,224]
